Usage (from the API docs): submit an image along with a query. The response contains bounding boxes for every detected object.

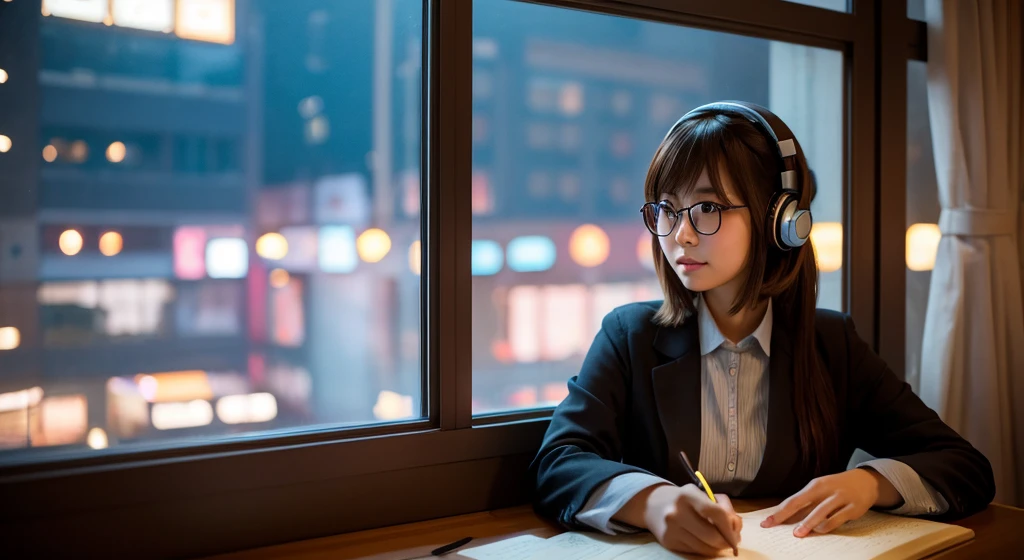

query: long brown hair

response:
[644,106,837,475]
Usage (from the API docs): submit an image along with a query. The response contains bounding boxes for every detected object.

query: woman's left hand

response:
[759,468,902,537]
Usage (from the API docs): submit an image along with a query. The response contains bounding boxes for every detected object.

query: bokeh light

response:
[0,327,20,351]
[106,141,126,163]
[569,224,610,267]
[906,223,941,272]
[409,240,421,276]
[99,231,123,257]
[256,232,289,260]
[809,222,843,273]
[356,228,392,263]
[269,268,290,288]
[59,229,84,256]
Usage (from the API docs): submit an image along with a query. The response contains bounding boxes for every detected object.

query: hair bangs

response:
[648,116,736,206]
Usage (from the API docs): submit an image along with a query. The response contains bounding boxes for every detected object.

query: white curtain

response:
[921,0,1024,507]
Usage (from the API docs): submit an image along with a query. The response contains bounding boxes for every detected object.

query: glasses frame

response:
[640,200,749,237]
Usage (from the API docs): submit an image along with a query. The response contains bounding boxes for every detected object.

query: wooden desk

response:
[211,501,1024,560]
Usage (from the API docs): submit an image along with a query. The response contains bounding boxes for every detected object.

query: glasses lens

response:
[642,203,674,236]
[641,203,659,235]
[654,202,677,236]
[691,202,721,235]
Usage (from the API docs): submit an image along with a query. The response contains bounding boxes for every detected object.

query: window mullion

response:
[433,0,474,430]
[876,0,909,375]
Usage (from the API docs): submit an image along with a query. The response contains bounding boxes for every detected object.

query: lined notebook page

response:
[525,532,654,560]
[727,507,975,560]
[461,535,549,560]
[466,532,654,560]
[465,508,973,560]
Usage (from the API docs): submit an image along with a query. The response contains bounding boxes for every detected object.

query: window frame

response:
[0,0,920,556]
[875,4,928,378]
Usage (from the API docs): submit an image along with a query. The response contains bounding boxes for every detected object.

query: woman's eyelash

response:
[660,200,724,208]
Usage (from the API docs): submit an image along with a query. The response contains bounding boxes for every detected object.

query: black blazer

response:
[529,301,995,531]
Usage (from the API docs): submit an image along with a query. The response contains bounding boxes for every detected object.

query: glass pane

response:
[908,0,925,21]
[905,60,940,392]
[783,0,849,13]
[0,0,424,460]
[471,0,844,415]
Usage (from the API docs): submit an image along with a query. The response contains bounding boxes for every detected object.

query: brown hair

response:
[644,107,837,475]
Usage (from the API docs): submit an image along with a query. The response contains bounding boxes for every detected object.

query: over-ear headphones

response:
[666,101,812,251]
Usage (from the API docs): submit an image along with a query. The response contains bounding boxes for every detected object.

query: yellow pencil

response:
[680,451,737,556]
[694,470,717,503]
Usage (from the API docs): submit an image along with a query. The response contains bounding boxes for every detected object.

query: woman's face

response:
[657,164,752,297]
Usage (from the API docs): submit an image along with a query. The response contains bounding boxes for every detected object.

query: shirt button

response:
[727,462,736,471]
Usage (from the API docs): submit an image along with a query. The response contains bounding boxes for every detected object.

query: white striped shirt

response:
[696,295,772,495]
[575,296,948,534]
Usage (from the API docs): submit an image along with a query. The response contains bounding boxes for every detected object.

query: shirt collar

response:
[696,295,773,357]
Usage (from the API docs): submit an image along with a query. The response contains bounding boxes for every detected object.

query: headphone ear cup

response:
[767,191,812,250]
[782,207,812,248]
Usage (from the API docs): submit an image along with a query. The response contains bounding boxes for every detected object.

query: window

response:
[470,0,845,414]
[0,0,893,555]
[0,0,424,459]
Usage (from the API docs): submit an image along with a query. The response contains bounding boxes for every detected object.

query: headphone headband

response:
[668,101,799,192]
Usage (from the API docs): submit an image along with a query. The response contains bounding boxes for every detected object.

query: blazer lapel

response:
[740,321,801,497]
[651,318,702,486]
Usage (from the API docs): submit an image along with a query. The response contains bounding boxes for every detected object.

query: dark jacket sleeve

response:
[529,309,657,530]
[841,314,996,519]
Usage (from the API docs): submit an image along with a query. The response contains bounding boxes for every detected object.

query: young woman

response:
[529,101,995,557]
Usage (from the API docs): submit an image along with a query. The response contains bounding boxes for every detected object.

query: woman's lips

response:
[676,258,707,272]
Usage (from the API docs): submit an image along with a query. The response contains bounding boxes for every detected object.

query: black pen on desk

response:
[430,536,473,556]
[680,451,739,557]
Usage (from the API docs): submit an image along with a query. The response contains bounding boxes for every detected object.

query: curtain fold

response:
[920,0,1023,507]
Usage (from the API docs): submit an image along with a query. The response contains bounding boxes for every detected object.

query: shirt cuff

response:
[856,458,950,516]
[575,473,672,535]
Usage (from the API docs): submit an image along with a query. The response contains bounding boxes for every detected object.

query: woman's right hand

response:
[642,484,742,557]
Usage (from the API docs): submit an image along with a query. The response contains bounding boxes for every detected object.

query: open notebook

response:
[460,506,974,560]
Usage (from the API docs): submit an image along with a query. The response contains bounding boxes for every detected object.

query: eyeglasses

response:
[640,200,748,237]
